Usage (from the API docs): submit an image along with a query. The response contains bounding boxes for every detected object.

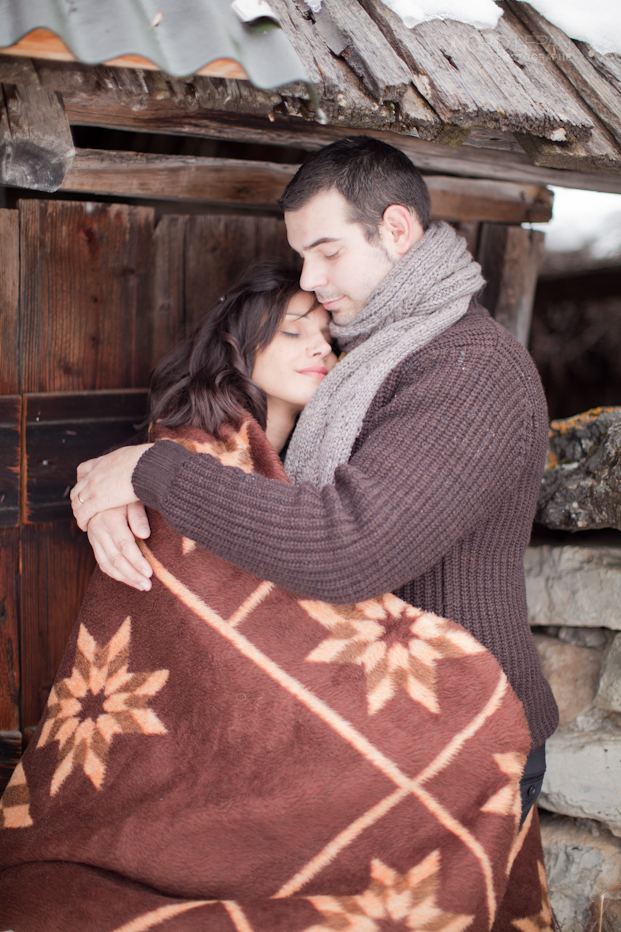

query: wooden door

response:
[0,200,294,788]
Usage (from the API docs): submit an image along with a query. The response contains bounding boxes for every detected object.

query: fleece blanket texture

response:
[0,420,552,932]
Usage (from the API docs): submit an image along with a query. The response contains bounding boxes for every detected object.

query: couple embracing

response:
[0,136,558,931]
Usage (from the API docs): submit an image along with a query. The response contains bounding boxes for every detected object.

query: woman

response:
[0,262,532,932]
[146,260,337,456]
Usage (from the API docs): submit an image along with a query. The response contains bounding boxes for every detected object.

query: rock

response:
[540,712,621,836]
[540,812,621,932]
[525,539,621,630]
[596,633,621,714]
[558,626,610,648]
[536,407,621,531]
[533,635,602,725]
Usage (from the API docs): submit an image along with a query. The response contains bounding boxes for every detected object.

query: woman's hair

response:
[147,259,303,435]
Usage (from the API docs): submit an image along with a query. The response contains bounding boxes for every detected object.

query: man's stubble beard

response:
[327,239,397,327]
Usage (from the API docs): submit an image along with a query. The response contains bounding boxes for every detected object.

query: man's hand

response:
[71,443,153,530]
[87,504,154,590]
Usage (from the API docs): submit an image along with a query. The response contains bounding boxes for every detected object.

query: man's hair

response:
[278,135,431,238]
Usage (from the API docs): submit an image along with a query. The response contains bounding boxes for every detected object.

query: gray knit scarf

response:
[284,221,485,488]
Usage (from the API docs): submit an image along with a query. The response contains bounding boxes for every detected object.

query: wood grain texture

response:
[0,530,20,731]
[0,208,19,395]
[59,90,621,193]
[478,224,545,345]
[23,390,148,524]
[514,130,621,175]
[312,0,411,102]
[0,395,20,528]
[427,176,552,223]
[508,2,621,149]
[358,0,592,141]
[61,149,297,206]
[0,730,21,794]
[19,199,155,392]
[151,214,187,369]
[60,150,554,221]
[184,214,297,334]
[0,74,75,191]
[20,521,95,728]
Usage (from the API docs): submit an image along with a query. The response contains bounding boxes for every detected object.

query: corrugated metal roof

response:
[0,0,309,88]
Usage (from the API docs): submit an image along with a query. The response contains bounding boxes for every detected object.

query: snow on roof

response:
[377,0,621,57]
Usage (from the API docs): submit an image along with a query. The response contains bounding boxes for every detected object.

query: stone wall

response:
[526,408,621,927]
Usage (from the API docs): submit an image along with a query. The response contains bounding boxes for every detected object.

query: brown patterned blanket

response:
[0,420,552,932]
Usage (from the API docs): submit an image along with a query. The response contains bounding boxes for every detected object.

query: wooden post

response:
[477,224,545,346]
[0,69,75,191]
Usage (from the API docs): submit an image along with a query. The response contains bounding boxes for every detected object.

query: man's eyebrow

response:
[304,236,341,250]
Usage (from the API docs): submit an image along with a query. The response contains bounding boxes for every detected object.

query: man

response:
[73,135,557,818]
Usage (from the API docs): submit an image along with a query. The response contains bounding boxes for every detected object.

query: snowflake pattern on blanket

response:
[0,419,552,932]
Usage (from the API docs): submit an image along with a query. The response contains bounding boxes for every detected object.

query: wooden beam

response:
[0,27,249,81]
[0,66,75,191]
[426,176,552,223]
[61,149,298,207]
[59,149,554,223]
[477,224,545,345]
[0,57,615,193]
[57,98,621,194]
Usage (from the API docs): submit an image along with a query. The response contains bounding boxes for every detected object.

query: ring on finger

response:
[78,492,85,504]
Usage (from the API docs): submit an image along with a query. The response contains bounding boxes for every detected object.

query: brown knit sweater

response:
[133,302,558,748]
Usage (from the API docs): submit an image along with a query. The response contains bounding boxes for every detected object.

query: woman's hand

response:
[87,504,154,590]
[71,443,154,530]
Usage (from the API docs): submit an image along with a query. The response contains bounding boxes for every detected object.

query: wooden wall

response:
[0,200,295,786]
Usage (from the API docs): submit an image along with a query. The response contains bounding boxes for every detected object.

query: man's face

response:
[284,189,399,326]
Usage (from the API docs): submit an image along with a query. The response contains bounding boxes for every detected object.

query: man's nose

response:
[300,257,328,293]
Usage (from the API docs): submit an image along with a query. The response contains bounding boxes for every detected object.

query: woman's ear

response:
[380,205,424,258]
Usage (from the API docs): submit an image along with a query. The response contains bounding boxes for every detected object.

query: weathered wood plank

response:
[514,130,621,175]
[22,390,148,524]
[426,176,552,223]
[184,214,296,334]
[311,0,411,102]
[509,2,621,149]
[0,730,21,794]
[358,0,592,141]
[55,80,621,193]
[579,47,621,99]
[0,208,19,395]
[60,150,555,222]
[0,64,75,191]
[20,522,95,728]
[0,27,249,80]
[478,224,545,345]
[265,0,416,132]
[0,530,20,732]
[19,199,154,393]
[151,215,187,367]
[0,396,20,529]
[61,149,298,206]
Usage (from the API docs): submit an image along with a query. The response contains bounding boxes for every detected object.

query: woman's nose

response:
[309,334,332,358]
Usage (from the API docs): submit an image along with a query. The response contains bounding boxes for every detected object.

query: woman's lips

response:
[298,365,329,380]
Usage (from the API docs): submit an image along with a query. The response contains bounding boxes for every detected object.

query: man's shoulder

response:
[368,301,547,424]
[399,301,541,387]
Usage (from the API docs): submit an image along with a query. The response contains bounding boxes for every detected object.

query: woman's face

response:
[252,291,337,413]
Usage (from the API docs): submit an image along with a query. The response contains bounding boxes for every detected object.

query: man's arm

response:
[128,346,534,602]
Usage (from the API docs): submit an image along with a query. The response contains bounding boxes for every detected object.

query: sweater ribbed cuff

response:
[132,440,194,509]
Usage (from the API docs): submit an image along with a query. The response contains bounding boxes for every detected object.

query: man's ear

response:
[380,205,424,258]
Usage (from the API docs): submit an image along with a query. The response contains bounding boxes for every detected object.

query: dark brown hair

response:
[278,135,431,238]
[147,260,302,435]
